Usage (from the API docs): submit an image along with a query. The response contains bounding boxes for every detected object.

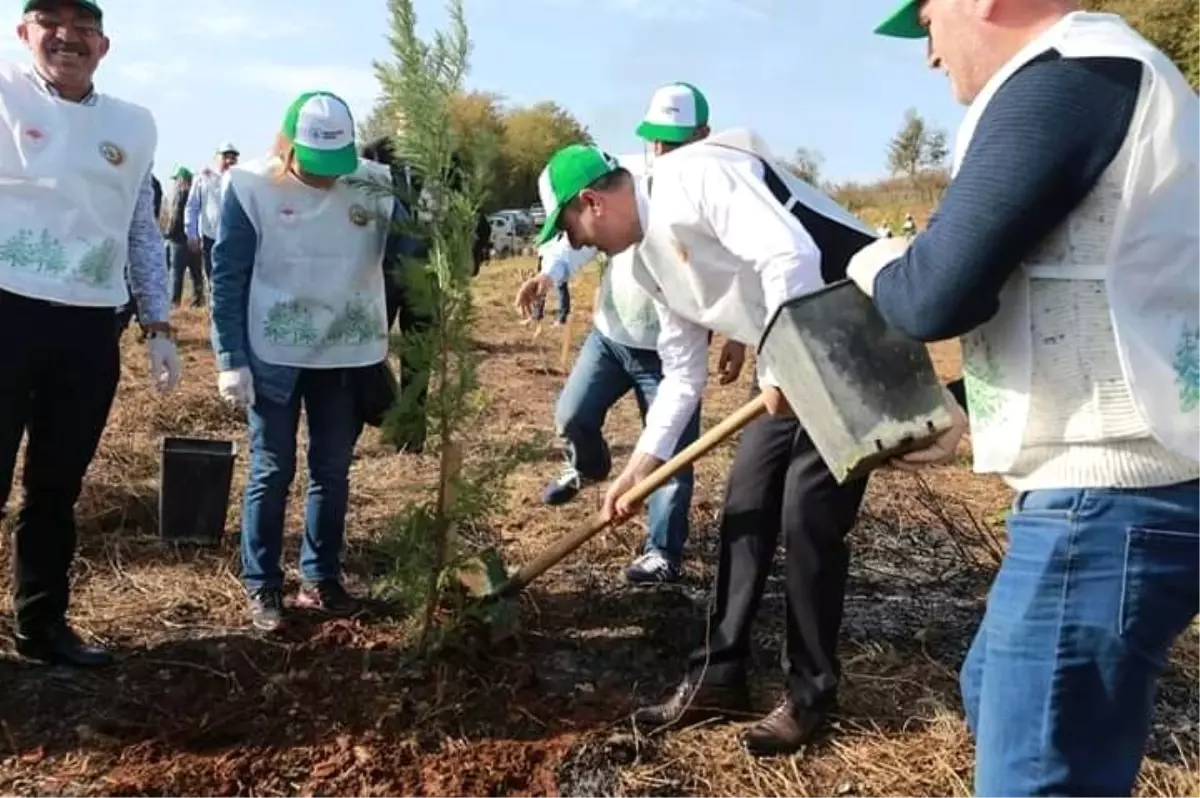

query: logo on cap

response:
[99,141,125,167]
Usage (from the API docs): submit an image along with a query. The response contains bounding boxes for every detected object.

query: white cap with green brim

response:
[282,91,359,178]
[635,82,709,144]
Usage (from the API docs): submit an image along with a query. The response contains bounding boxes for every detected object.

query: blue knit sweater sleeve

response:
[873,52,1144,342]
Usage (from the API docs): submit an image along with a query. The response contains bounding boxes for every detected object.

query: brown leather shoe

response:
[632,676,752,728]
[739,697,830,757]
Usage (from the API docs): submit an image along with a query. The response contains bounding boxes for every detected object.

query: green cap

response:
[281,91,359,178]
[874,0,927,38]
[23,0,102,22]
[534,144,621,246]
[171,166,192,180]
[635,82,710,144]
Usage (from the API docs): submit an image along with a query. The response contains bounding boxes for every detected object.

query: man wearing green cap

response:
[853,1,1199,794]
[0,0,180,667]
[164,167,204,307]
[534,125,880,755]
[514,83,730,584]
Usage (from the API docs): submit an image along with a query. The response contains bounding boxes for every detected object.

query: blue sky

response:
[0,0,965,186]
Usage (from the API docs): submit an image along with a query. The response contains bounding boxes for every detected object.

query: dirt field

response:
[1,256,1196,797]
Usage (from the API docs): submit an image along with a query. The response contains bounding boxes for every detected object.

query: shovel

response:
[457,393,770,601]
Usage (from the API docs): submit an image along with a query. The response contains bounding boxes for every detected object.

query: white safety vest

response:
[594,248,660,350]
[634,128,876,347]
[954,11,1200,471]
[228,156,394,369]
[0,61,155,308]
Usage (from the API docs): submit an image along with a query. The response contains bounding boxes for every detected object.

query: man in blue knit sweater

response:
[853,1,1199,795]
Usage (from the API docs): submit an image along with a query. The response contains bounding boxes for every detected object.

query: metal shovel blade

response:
[758,279,954,483]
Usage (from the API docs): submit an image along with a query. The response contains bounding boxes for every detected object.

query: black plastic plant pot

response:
[158,436,238,546]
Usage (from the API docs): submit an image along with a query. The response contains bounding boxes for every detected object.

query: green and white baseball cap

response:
[635,82,709,144]
[281,91,359,178]
[874,0,927,38]
[535,143,621,246]
[24,0,102,22]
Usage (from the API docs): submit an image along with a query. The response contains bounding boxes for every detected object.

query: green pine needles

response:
[365,0,531,651]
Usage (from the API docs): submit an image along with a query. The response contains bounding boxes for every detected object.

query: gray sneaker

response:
[624,552,680,584]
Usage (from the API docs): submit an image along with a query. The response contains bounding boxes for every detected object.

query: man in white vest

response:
[852,1,1199,794]
[514,83,744,584]
[533,128,880,755]
[0,0,181,667]
[186,141,239,284]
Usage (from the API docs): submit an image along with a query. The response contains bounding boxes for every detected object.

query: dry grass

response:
[0,255,1195,797]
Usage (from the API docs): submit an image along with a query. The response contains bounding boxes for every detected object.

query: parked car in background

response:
[488,213,518,257]
[530,203,546,226]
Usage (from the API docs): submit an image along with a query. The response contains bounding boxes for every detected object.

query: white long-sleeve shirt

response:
[633,143,824,460]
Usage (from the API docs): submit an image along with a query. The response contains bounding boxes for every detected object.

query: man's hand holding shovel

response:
[602,452,665,523]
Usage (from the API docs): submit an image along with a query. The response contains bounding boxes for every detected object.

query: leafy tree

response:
[785,147,824,185]
[496,102,591,208]
[887,108,949,180]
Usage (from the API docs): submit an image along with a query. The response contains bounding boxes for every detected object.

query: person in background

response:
[514,82,736,583]
[523,246,572,328]
[0,0,180,666]
[359,134,430,453]
[163,167,203,307]
[901,211,916,239]
[186,141,239,286]
[211,92,408,632]
[853,1,1199,794]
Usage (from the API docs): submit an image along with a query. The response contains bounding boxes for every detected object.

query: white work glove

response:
[218,367,255,409]
[891,387,969,471]
[147,335,181,393]
[847,236,910,297]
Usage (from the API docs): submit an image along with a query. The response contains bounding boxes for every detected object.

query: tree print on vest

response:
[263,299,319,346]
[1174,322,1199,413]
[75,238,117,285]
[0,228,71,277]
[325,297,386,346]
[961,330,1004,424]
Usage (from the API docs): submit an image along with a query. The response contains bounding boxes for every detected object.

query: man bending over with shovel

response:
[533,125,879,756]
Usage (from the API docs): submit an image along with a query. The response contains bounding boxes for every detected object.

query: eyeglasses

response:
[25,14,103,39]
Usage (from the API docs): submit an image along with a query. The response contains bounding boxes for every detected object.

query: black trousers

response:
[0,290,121,631]
[201,235,215,281]
[689,403,869,711]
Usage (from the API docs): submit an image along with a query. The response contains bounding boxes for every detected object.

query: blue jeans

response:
[555,330,698,564]
[962,480,1199,796]
[240,369,363,591]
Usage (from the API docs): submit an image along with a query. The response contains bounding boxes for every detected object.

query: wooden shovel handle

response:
[501,394,769,596]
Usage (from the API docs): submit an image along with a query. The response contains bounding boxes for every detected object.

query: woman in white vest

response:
[855,2,1199,795]
[533,126,882,756]
[210,91,397,633]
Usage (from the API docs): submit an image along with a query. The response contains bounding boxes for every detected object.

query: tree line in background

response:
[359,91,592,213]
